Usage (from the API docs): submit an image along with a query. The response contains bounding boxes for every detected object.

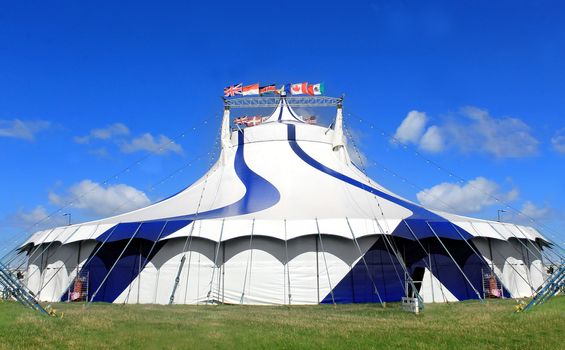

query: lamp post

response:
[497,209,506,222]
[63,213,71,226]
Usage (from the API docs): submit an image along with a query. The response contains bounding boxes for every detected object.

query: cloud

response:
[551,128,565,154]
[75,122,182,156]
[0,119,51,141]
[48,179,151,217]
[9,205,66,230]
[393,107,539,158]
[419,125,444,152]
[120,133,183,155]
[416,177,519,214]
[74,123,130,144]
[517,201,552,221]
[393,110,427,144]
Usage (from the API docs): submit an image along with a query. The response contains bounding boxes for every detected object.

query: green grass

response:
[0,297,563,350]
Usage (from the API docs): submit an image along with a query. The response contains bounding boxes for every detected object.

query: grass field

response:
[0,297,563,350]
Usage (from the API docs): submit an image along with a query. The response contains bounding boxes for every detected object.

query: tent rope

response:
[240,219,255,304]
[89,223,143,304]
[315,218,336,306]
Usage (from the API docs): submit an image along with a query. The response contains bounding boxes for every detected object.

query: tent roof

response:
[22,96,549,247]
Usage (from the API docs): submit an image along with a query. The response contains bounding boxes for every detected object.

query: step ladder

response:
[522,264,564,312]
[0,261,50,316]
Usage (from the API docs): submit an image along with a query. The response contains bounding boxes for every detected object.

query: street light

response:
[497,209,506,222]
[63,213,71,226]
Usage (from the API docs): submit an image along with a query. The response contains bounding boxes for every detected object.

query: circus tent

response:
[18,94,550,305]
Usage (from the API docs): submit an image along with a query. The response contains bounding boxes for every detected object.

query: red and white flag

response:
[290,82,308,95]
[242,83,260,96]
[245,116,265,127]
[234,116,248,125]
[224,83,243,97]
[303,116,317,124]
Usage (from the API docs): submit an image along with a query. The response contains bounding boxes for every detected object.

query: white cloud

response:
[393,110,427,144]
[120,133,183,155]
[419,125,444,152]
[74,123,130,144]
[551,128,565,154]
[518,201,552,220]
[446,106,539,158]
[0,119,50,141]
[9,205,66,230]
[49,179,151,217]
[392,107,539,158]
[416,177,519,214]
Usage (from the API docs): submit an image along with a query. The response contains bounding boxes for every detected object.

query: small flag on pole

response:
[234,116,248,125]
[290,82,308,95]
[245,116,265,127]
[259,85,277,95]
[224,83,243,97]
[310,83,324,95]
[303,116,317,124]
[242,83,260,96]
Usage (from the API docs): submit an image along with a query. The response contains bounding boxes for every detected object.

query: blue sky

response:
[1,0,564,252]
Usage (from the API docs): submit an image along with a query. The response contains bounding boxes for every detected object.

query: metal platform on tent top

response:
[223,95,343,108]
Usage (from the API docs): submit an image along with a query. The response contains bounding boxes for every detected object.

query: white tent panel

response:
[418,267,459,303]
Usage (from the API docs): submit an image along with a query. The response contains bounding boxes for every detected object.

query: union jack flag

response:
[234,116,248,125]
[224,83,243,97]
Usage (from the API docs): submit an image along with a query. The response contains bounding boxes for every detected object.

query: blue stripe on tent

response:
[96,220,192,243]
[322,239,405,303]
[285,100,304,122]
[277,99,285,122]
[161,129,281,221]
[62,240,165,303]
[93,129,281,242]
[322,238,491,303]
[286,123,471,241]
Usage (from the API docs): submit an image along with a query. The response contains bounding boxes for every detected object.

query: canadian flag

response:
[290,82,308,95]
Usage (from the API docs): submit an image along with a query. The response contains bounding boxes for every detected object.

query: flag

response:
[234,116,248,125]
[242,83,260,96]
[245,116,265,127]
[224,83,242,97]
[276,85,286,95]
[259,85,277,95]
[303,116,317,124]
[290,82,308,95]
[310,83,324,95]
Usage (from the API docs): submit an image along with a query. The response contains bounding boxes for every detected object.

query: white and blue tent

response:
[19,95,550,305]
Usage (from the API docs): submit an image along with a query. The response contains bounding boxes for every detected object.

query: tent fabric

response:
[20,95,549,305]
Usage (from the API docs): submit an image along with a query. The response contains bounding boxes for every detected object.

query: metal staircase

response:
[522,264,564,312]
[0,261,50,315]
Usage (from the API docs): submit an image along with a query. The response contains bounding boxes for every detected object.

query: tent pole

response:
[345,218,384,306]
[315,218,335,305]
[284,219,291,305]
[315,234,319,304]
[221,242,225,304]
[380,231,424,305]
[58,224,119,303]
[126,221,168,305]
[183,221,201,304]
[425,222,483,301]
[484,223,546,284]
[450,224,503,281]
[429,245,435,302]
[207,219,224,303]
[240,219,255,304]
[89,223,143,304]
[402,220,449,303]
